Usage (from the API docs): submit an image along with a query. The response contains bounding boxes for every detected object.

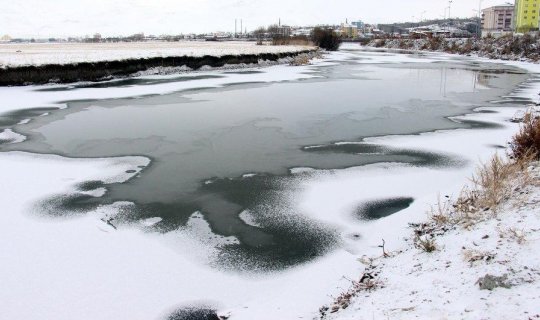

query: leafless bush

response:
[415,235,437,252]
[373,39,387,48]
[511,114,540,161]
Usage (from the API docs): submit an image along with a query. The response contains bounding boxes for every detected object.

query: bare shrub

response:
[459,39,473,54]
[415,235,437,252]
[428,36,443,51]
[373,39,387,48]
[311,27,341,51]
[511,114,540,160]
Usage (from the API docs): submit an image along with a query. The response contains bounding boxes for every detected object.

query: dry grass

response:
[415,235,437,253]
[290,53,311,66]
[511,114,540,161]
[429,153,534,229]
[499,227,528,244]
[429,195,456,226]
[462,249,496,266]
[425,155,532,229]
[469,154,526,210]
[272,36,312,46]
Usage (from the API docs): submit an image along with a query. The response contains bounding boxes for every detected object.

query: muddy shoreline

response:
[0,50,315,86]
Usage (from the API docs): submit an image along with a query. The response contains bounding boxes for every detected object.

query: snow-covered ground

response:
[329,166,540,320]
[1,47,539,320]
[0,41,315,67]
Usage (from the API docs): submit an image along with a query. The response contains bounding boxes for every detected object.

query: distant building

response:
[0,34,11,42]
[276,25,292,37]
[481,5,514,37]
[351,21,365,30]
[340,23,358,38]
[514,0,540,33]
[291,27,313,37]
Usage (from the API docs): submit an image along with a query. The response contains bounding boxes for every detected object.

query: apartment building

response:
[481,5,514,37]
[514,0,540,33]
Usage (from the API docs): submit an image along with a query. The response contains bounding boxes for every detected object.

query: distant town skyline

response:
[1,0,514,38]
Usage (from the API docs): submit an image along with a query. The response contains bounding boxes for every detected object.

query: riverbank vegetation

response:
[368,34,540,62]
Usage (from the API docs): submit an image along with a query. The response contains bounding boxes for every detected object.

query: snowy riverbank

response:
[0,41,315,67]
[0,41,316,85]
[326,160,540,319]
[366,36,540,62]
[320,46,540,320]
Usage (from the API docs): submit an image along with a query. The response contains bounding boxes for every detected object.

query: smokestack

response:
[241,19,243,35]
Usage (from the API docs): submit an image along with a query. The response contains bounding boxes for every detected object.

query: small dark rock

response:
[476,274,511,291]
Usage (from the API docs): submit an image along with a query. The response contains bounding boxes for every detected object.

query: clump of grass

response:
[470,154,523,210]
[499,227,528,244]
[415,235,437,253]
[429,195,456,226]
[290,53,311,66]
[463,249,496,266]
[511,114,540,161]
[425,151,533,231]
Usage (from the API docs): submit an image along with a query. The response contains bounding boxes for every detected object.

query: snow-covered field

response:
[0,41,315,67]
[0,46,539,319]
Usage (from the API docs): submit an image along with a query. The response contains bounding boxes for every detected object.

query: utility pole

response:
[235,19,237,37]
[477,0,483,38]
[241,19,243,35]
[446,1,453,34]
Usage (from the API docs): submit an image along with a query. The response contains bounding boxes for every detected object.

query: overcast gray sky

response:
[0,0,514,38]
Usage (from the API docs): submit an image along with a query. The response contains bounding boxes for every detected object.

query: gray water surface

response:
[2,49,530,271]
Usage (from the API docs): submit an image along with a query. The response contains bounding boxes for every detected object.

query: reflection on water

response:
[1,49,530,271]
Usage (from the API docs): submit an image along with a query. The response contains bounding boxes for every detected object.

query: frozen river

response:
[0,45,536,319]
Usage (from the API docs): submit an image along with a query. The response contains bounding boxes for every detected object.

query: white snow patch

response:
[0,129,26,144]
[17,118,31,125]
[140,217,163,227]
[290,167,317,174]
[79,187,107,198]
[238,210,261,228]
